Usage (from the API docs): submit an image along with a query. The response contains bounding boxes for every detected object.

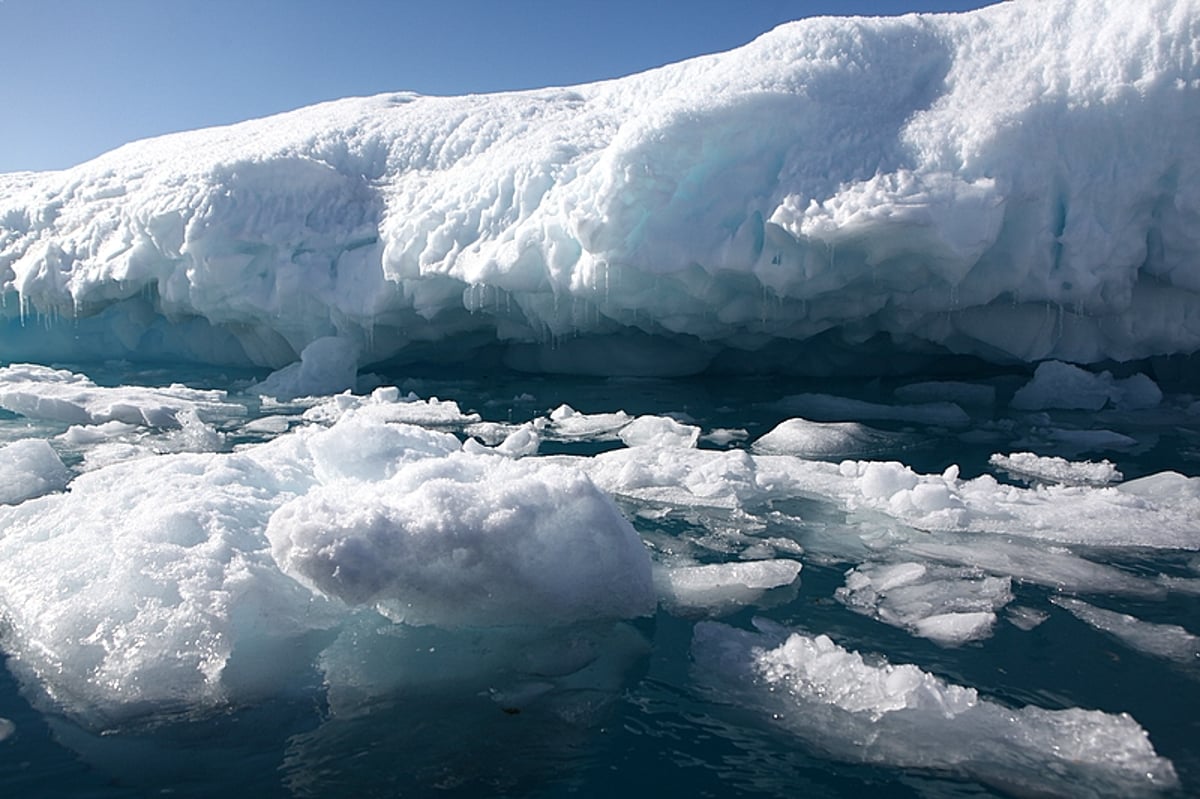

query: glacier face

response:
[1,0,1199,375]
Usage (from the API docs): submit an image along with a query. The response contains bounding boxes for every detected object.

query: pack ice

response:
[2,0,1199,376]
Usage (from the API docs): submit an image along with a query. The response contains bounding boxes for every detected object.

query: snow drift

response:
[1,0,1199,376]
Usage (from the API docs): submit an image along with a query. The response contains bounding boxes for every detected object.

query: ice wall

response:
[1,0,1198,375]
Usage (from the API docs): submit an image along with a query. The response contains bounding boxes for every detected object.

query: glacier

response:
[2,0,1199,377]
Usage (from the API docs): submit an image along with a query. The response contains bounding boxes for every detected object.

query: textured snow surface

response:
[2,0,1199,375]
[0,393,654,722]
[693,620,1179,795]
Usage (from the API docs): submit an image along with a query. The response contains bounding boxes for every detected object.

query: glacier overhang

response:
[1,0,1198,377]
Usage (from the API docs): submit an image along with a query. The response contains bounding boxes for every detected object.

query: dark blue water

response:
[1,365,1198,798]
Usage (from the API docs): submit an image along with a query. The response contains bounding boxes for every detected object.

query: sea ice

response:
[546,404,634,441]
[654,559,801,615]
[0,363,245,428]
[752,417,904,459]
[836,561,1011,645]
[267,453,654,627]
[1051,597,1200,667]
[617,415,700,448]
[0,406,654,724]
[989,451,1123,486]
[693,620,1178,796]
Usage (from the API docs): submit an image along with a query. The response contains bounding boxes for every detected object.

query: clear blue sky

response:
[0,0,998,174]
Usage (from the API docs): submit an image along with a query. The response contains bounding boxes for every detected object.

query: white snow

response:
[693,620,1179,795]
[2,0,1198,375]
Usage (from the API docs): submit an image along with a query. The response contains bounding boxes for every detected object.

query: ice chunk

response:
[693,621,1178,795]
[830,459,1200,549]
[302,386,480,427]
[0,448,340,722]
[1006,605,1050,631]
[1011,362,1162,412]
[1051,597,1200,667]
[752,417,904,459]
[989,451,1123,486]
[836,561,1011,645]
[267,455,655,627]
[56,420,141,445]
[699,427,748,446]
[251,337,359,401]
[654,559,801,615]
[0,438,69,505]
[546,404,634,441]
[585,446,765,510]
[0,717,13,742]
[617,415,700,448]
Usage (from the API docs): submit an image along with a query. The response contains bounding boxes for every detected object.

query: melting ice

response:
[1,0,1200,796]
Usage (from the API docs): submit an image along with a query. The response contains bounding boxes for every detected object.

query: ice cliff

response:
[1,0,1198,375]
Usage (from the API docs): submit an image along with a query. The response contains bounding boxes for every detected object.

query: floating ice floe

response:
[693,620,1178,796]
[989,451,1123,486]
[835,561,1012,645]
[653,559,801,616]
[546,404,634,441]
[302,385,480,427]
[267,453,654,627]
[618,415,700,448]
[752,417,904,459]
[0,409,653,725]
[0,363,245,428]
[1051,597,1200,668]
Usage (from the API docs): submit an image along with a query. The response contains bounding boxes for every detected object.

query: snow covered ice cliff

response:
[1,0,1199,376]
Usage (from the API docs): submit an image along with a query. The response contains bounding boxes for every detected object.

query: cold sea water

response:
[1,361,1198,798]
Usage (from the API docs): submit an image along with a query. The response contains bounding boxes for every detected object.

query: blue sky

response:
[0,0,997,173]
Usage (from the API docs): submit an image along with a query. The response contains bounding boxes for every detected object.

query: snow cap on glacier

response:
[1,0,1198,378]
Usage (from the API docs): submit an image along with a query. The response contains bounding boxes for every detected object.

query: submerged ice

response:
[2,0,1199,376]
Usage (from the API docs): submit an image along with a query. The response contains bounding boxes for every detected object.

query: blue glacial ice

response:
[1,0,1199,376]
